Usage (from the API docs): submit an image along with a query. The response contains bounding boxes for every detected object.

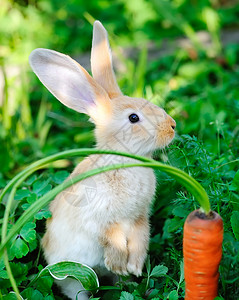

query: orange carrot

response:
[183,209,223,300]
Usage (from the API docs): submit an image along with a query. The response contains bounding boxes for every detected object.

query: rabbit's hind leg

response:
[126,215,150,277]
[100,223,128,275]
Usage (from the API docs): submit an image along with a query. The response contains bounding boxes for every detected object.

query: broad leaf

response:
[28,238,38,252]
[230,170,239,191]
[231,211,239,241]
[10,237,29,259]
[3,292,24,300]
[147,289,160,299]
[21,287,48,299]
[27,193,37,204]
[25,174,37,186]
[150,265,168,278]
[33,180,52,197]
[119,291,134,300]
[35,208,52,220]
[172,206,189,218]
[44,296,55,300]
[10,262,28,285]
[51,170,69,184]
[36,261,99,292]
[179,260,184,286]
[20,222,36,243]
[15,189,31,200]
[231,192,239,211]
[145,255,151,275]
[0,269,8,279]
[168,290,178,300]
[35,274,54,295]
[0,259,8,279]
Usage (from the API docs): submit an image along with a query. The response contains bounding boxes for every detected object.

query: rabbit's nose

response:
[169,118,176,130]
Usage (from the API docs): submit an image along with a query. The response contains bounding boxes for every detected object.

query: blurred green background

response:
[0,1,239,298]
[1,0,239,177]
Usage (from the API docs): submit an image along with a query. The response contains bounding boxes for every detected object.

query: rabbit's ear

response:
[91,21,122,99]
[29,48,112,121]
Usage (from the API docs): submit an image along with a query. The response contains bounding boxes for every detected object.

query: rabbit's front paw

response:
[104,246,128,275]
[127,253,145,277]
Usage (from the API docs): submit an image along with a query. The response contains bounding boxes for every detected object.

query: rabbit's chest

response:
[64,156,156,225]
[91,167,156,219]
[105,168,155,200]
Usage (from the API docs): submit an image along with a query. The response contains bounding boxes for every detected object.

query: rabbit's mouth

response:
[154,112,176,143]
[155,124,176,150]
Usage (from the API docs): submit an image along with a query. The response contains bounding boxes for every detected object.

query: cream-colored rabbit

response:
[29,21,176,300]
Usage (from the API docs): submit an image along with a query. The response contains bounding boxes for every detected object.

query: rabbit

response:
[29,20,176,300]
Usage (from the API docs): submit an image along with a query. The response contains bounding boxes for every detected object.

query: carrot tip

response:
[195,209,215,220]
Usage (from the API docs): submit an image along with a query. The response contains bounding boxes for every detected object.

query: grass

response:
[0,0,239,299]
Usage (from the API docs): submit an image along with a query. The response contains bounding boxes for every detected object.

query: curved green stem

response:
[0,148,151,204]
[3,249,21,300]
[1,171,34,300]
[0,159,210,255]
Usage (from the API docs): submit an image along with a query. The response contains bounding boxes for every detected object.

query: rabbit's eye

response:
[129,113,140,123]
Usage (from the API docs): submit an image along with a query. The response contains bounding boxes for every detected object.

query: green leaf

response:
[10,262,28,285]
[15,189,31,200]
[33,180,52,197]
[26,289,44,300]
[145,255,151,275]
[3,292,24,300]
[231,211,239,241]
[231,192,239,211]
[0,258,5,269]
[36,261,99,292]
[35,208,52,220]
[20,222,36,243]
[44,296,55,300]
[27,193,37,204]
[0,269,8,279]
[147,289,159,299]
[125,281,138,293]
[0,173,6,188]
[202,7,220,33]
[0,259,8,278]
[150,265,168,278]
[119,291,134,300]
[230,170,239,192]
[52,170,69,184]
[10,237,29,259]
[24,174,37,186]
[28,237,38,252]
[22,203,30,210]
[168,290,178,300]
[36,274,54,295]
[172,206,189,218]
[22,202,51,220]
[179,260,184,286]
[168,218,182,232]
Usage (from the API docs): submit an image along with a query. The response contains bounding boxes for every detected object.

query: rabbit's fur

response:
[29,21,176,300]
